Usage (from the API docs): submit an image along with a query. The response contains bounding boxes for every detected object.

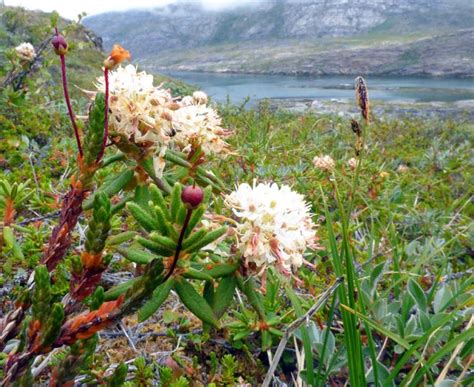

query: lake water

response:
[163,71,474,105]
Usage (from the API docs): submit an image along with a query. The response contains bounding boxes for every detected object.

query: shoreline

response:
[261,98,474,120]
[158,68,474,80]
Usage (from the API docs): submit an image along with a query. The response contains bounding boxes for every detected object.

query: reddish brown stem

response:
[96,67,109,162]
[162,208,193,282]
[59,54,83,157]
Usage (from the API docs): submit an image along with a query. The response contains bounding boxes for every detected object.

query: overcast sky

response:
[4,0,265,19]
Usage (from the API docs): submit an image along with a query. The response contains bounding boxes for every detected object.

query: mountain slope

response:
[0,6,194,96]
[83,0,474,76]
[141,29,474,77]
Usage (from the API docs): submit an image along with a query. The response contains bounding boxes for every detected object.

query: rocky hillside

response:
[83,0,474,76]
[0,6,104,89]
[0,6,194,96]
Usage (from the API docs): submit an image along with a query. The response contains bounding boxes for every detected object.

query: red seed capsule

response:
[181,185,204,209]
[52,34,68,56]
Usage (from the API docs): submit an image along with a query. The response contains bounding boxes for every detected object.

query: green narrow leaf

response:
[164,150,192,168]
[176,206,187,225]
[149,204,170,235]
[370,262,385,291]
[184,227,227,253]
[341,304,410,349]
[212,275,236,318]
[408,279,427,312]
[101,152,125,168]
[170,184,183,222]
[208,262,240,278]
[107,231,137,246]
[174,278,219,327]
[104,277,140,301]
[117,247,157,264]
[97,168,134,198]
[136,236,174,256]
[185,205,206,236]
[203,280,215,307]
[182,229,207,251]
[150,184,169,215]
[134,185,150,209]
[150,233,177,251]
[237,275,265,320]
[433,284,453,314]
[138,278,175,322]
[127,202,159,232]
[84,169,134,210]
[183,267,214,281]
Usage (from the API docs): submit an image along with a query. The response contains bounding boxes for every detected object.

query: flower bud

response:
[52,34,68,55]
[181,185,204,209]
[104,44,130,70]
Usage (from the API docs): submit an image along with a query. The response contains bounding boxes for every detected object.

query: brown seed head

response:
[355,76,370,123]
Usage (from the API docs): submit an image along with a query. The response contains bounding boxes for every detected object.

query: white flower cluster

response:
[96,65,174,146]
[225,181,317,274]
[347,157,359,171]
[313,155,335,171]
[15,42,36,62]
[95,65,229,174]
[172,102,229,155]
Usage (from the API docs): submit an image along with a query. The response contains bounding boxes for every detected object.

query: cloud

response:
[201,0,266,11]
[4,0,267,19]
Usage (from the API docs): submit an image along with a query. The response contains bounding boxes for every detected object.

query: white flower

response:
[397,164,409,173]
[192,90,208,105]
[347,157,359,171]
[171,103,230,156]
[313,155,335,171]
[224,181,317,275]
[96,65,175,176]
[180,91,208,106]
[180,95,194,106]
[15,42,35,62]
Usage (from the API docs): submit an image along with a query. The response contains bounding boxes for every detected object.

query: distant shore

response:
[262,98,474,120]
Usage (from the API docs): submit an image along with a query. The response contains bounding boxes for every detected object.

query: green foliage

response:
[32,265,52,325]
[40,302,64,347]
[107,363,128,387]
[53,336,99,385]
[83,92,106,166]
[84,169,134,210]
[175,277,219,327]
[130,357,154,385]
[138,278,175,322]
[85,192,111,254]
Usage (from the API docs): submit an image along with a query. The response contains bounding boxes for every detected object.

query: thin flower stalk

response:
[55,28,83,157]
[96,67,109,162]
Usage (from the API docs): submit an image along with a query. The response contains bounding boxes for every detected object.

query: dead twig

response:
[262,277,343,387]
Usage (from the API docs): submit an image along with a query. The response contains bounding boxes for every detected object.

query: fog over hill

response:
[83,0,474,76]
